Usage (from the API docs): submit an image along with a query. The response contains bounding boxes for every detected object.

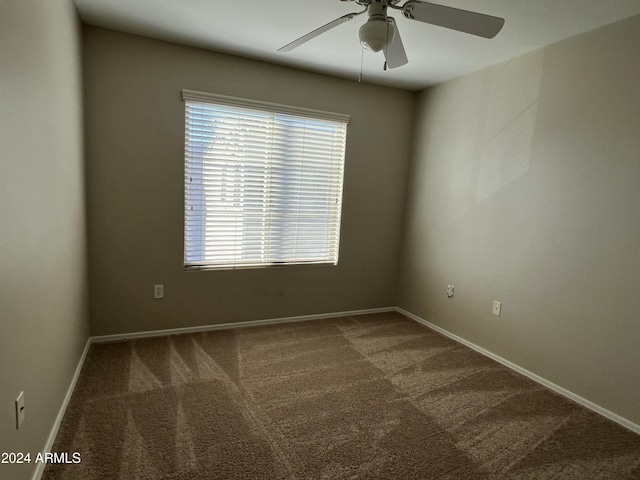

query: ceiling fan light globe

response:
[359,18,395,52]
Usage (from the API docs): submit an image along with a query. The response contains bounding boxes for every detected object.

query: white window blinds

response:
[183,90,349,270]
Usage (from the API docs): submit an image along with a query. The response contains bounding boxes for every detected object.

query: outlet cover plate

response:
[16,391,25,429]
[492,300,502,316]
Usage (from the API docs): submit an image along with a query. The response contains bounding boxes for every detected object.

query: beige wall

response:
[0,1,89,478]
[398,15,640,425]
[83,27,415,336]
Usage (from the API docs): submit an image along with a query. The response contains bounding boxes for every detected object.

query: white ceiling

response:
[73,0,640,90]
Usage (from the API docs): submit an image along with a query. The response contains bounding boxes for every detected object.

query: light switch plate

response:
[154,285,164,299]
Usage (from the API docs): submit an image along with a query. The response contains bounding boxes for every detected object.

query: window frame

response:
[182,89,350,271]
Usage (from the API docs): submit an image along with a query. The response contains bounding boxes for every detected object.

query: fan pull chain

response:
[359,46,364,82]
[383,18,390,71]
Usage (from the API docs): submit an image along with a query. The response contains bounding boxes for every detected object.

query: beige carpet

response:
[44,312,640,479]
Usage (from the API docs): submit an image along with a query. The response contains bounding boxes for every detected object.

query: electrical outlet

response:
[154,284,164,299]
[447,285,454,298]
[492,300,502,316]
[15,392,25,429]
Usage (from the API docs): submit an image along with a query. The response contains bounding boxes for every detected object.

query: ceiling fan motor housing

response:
[359,2,395,51]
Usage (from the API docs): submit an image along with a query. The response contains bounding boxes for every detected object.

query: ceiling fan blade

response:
[402,1,505,39]
[278,12,362,52]
[384,18,408,69]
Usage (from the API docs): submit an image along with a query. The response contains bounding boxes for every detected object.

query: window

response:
[183,90,349,270]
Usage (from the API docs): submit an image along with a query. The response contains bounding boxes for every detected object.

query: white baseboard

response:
[91,307,397,343]
[33,337,92,480]
[395,307,640,435]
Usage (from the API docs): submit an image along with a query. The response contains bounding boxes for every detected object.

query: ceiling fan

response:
[278,0,505,69]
